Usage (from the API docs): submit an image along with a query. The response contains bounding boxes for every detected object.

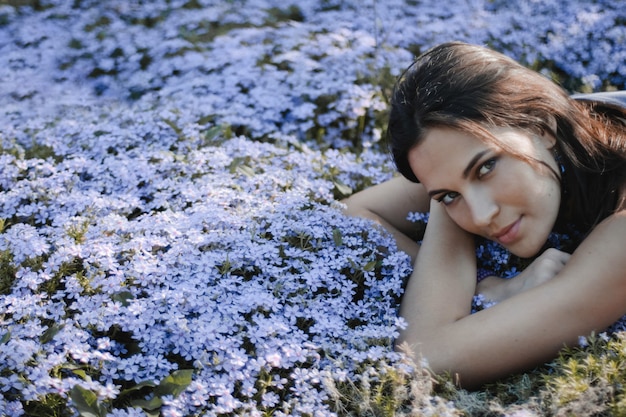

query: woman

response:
[343,42,626,388]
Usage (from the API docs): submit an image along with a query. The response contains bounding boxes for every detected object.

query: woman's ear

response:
[538,115,558,149]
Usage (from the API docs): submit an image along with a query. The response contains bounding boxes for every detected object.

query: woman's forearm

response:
[398,204,477,342]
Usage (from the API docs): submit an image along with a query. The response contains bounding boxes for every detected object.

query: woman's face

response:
[408,126,561,258]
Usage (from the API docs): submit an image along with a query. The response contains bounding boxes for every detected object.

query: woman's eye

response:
[478,158,496,177]
[438,192,459,205]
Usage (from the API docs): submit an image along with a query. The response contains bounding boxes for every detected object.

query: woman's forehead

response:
[409,126,541,182]
[409,128,488,182]
[421,125,538,152]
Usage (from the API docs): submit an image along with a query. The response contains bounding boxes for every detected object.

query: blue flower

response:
[0,0,622,414]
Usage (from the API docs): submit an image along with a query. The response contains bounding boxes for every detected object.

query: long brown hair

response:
[388,42,626,234]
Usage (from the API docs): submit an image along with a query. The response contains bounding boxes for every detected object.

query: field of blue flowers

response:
[1,1,625,416]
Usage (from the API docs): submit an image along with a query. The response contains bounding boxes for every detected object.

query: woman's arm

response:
[396,202,477,364]
[398,209,626,389]
[342,176,430,261]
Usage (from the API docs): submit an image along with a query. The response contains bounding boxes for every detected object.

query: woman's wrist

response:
[475,276,519,303]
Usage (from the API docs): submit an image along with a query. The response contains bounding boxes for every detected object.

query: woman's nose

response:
[467,191,499,228]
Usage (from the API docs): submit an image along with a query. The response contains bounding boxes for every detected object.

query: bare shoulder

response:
[562,209,626,288]
[547,209,626,330]
[569,209,626,266]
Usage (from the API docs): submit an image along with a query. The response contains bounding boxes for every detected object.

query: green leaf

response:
[120,379,158,395]
[204,125,223,141]
[228,157,245,174]
[70,385,107,417]
[112,290,134,306]
[332,228,343,246]
[155,369,194,398]
[237,164,255,177]
[0,331,10,344]
[131,396,163,411]
[72,369,88,379]
[363,260,378,272]
[333,179,352,197]
[116,380,159,405]
[227,157,256,177]
[40,323,65,344]
[162,118,182,136]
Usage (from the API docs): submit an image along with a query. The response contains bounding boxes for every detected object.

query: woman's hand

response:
[426,199,475,243]
[476,248,571,302]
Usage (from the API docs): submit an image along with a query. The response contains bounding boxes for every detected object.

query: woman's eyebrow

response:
[462,150,490,178]
[426,150,490,198]
[427,189,447,198]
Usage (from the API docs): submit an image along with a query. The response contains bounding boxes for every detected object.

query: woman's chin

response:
[505,240,546,259]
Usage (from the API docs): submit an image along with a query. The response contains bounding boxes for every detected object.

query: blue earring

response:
[553,147,566,175]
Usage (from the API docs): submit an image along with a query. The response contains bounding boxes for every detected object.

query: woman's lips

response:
[494,217,521,245]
